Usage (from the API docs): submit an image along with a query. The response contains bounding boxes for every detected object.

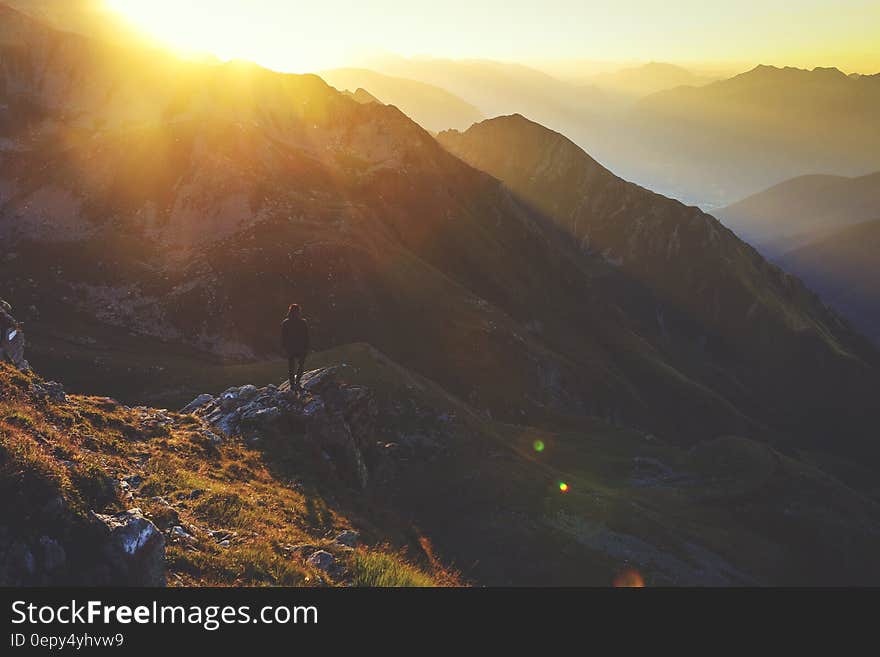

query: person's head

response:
[288,303,300,317]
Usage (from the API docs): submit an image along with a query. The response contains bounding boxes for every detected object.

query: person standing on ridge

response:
[281,303,310,388]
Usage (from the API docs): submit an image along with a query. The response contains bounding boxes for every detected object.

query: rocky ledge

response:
[182,367,380,489]
[0,508,165,587]
[0,299,29,370]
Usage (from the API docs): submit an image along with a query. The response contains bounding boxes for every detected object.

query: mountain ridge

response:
[615,64,880,206]
[439,114,878,452]
[778,218,880,346]
[716,171,880,256]
[320,67,484,131]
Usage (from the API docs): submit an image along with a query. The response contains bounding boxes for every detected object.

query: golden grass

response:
[352,550,438,587]
[0,362,455,587]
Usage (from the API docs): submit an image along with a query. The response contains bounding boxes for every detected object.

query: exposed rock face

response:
[0,510,165,586]
[335,530,359,548]
[90,508,166,587]
[187,367,378,489]
[306,550,336,572]
[0,299,29,370]
[180,393,214,414]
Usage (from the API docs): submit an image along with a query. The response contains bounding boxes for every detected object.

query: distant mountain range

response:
[716,171,880,256]
[778,219,880,347]
[356,53,610,137]
[331,60,880,208]
[320,68,484,131]
[589,62,717,98]
[716,170,880,347]
[617,66,880,206]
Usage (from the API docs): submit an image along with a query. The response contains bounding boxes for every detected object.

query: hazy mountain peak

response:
[717,170,880,256]
[439,113,609,177]
[319,67,483,131]
[742,63,850,79]
[590,61,716,98]
[342,87,382,104]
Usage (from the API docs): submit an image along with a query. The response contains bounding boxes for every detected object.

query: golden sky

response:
[104,0,880,74]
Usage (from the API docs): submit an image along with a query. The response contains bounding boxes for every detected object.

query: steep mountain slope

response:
[716,172,880,257]
[1,7,877,470]
[320,68,484,132]
[438,115,879,454]
[777,219,880,346]
[1,0,133,43]
[616,66,880,207]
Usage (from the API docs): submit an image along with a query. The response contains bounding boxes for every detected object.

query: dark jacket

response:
[281,315,309,356]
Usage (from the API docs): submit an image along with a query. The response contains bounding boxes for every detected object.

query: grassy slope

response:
[0,361,454,586]
[7,337,880,585]
[326,344,880,585]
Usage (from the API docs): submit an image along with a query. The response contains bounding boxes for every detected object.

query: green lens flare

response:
[533,440,545,452]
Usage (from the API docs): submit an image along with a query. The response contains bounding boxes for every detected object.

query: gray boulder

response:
[38,536,67,572]
[31,380,67,403]
[306,550,335,572]
[0,300,29,370]
[335,530,359,548]
[192,367,378,489]
[181,393,214,414]
[91,508,166,586]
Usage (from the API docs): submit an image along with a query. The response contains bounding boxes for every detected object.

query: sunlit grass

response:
[352,550,437,587]
[0,361,456,587]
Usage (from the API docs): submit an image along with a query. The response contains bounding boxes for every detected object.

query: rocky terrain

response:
[0,299,27,370]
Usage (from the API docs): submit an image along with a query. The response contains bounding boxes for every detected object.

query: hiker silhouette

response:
[281,304,310,387]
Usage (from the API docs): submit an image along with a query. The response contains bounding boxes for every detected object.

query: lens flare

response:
[613,568,645,587]
[533,440,545,452]
[558,482,569,493]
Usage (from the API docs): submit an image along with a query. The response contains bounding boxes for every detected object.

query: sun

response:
[103,0,337,73]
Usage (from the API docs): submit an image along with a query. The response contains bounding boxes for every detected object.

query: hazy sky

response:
[105,0,880,73]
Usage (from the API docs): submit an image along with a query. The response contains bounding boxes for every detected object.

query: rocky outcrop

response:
[185,367,379,489]
[0,509,165,586]
[0,299,29,371]
[89,508,166,587]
